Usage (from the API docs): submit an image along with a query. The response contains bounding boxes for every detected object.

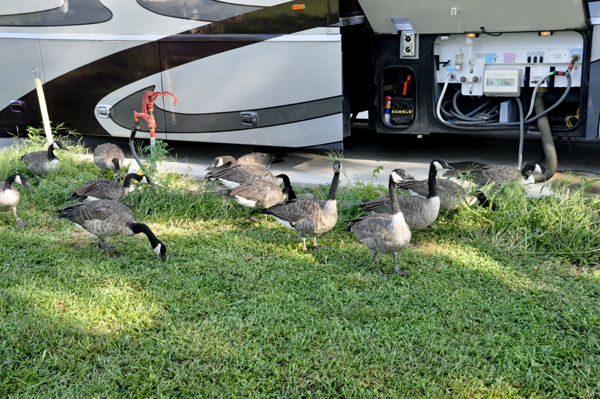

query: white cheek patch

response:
[391,171,401,182]
[14,176,22,185]
[216,158,224,167]
[154,243,162,256]
[433,161,443,170]
[534,164,543,174]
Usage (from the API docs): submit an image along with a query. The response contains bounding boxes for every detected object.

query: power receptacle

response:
[400,31,418,59]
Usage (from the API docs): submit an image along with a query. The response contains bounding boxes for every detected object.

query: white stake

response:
[32,67,53,146]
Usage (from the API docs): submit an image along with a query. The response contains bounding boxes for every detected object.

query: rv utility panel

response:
[357,0,589,35]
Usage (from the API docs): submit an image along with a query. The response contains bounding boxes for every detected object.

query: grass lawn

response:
[1,135,600,398]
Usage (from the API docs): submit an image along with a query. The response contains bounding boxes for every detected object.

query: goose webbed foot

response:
[301,237,308,252]
[393,253,409,276]
[312,237,320,251]
[373,254,387,278]
[16,219,29,228]
[245,208,256,222]
[95,240,114,251]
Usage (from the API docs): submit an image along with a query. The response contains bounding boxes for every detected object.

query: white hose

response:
[466,37,474,73]
[437,74,453,124]
[524,72,555,120]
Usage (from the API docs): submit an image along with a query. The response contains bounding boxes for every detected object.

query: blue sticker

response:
[485,53,497,64]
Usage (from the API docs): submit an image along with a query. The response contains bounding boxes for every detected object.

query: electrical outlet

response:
[400,32,416,57]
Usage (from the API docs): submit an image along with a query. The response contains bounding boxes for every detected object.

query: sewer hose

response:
[533,90,557,182]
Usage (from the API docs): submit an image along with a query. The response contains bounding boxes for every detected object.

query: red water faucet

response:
[133,91,178,142]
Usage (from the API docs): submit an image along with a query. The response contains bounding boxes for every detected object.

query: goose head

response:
[52,141,69,151]
[431,159,453,171]
[13,173,33,188]
[521,163,544,176]
[135,175,151,185]
[332,160,342,174]
[521,163,545,183]
[390,169,414,184]
[153,241,167,262]
[111,157,121,170]
[209,156,235,169]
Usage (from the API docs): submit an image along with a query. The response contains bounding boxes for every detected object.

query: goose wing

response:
[472,165,520,185]
[211,164,272,184]
[58,200,132,225]
[397,179,429,197]
[264,199,325,231]
[351,213,394,239]
[226,180,285,208]
[70,178,123,200]
[237,152,274,167]
[360,197,393,214]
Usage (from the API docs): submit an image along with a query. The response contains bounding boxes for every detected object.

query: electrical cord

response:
[436,74,453,124]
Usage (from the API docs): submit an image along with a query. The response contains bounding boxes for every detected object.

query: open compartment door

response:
[357,0,589,35]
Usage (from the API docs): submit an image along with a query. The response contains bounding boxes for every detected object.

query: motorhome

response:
[0,1,597,149]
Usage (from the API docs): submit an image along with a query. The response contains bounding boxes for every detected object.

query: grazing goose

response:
[468,163,543,186]
[94,143,125,178]
[22,141,69,177]
[67,173,150,202]
[0,173,33,228]
[444,162,545,186]
[57,200,166,261]
[351,169,413,277]
[223,174,295,220]
[360,159,453,230]
[209,152,283,170]
[207,163,283,189]
[397,178,491,210]
[261,161,342,251]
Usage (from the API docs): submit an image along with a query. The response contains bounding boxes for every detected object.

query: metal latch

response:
[10,100,26,113]
[96,104,112,118]
[241,111,258,127]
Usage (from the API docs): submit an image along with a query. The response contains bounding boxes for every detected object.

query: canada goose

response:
[207,163,283,189]
[22,141,69,177]
[397,178,490,210]
[464,163,543,186]
[0,173,33,228]
[261,161,342,251]
[351,169,413,277]
[67,173,150,202]
[223,174,294,220]
[209,152,283,170]
[57,200,166,261]
[444,161,545,186]
[94,143,125,178]
[360,159,453,230]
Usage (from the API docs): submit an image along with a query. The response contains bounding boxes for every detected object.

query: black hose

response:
[533,90,557,182]
[130,124,147,175]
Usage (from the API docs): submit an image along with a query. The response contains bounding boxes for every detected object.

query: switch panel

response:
[434,31,583,96]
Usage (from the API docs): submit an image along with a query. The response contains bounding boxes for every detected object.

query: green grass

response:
[1,136,600,398]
